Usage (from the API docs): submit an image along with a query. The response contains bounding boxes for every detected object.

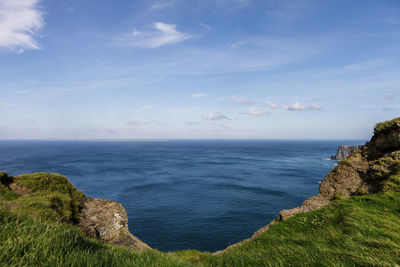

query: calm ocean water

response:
[0,140,364,252]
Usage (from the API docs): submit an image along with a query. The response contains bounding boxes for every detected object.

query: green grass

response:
[1,172,400,266]
[1,189,400,266]
[195,193,400,266]
[370,159,400,192]
[0,206,190,267]
[0,184,18,201]
[0,172,84,223]
[374,117,400,135]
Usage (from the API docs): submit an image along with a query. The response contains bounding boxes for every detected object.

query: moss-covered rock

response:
[374,117,400,134]
[366,117,400,157]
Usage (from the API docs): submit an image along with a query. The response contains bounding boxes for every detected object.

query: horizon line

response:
[0,138,368,142]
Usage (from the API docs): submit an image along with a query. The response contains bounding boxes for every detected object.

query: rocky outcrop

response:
[78,197,150,251]
[331,145,363,160]
[371,119,400,152]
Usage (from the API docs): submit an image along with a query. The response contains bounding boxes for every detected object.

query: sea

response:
[0,139,364,252]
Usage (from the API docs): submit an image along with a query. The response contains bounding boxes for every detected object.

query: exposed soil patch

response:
[9,183,32,196]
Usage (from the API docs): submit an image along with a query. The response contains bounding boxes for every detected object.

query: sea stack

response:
[331,145,363,160]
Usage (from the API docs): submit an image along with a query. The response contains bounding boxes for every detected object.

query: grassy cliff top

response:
[374,117,400,135]
[0,172,84,223]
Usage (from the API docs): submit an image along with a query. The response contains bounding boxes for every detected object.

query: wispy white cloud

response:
[231,96,254,105]
[243,107,270,116]
[163,35,328,74]
[190,93,207,98]
[282,101,322,111]
[308,104,322,110]
[108,32,330,77]
[202,112,230,121]
[0,0,44,53]
[122,22,191,49]
[265,101,278,109]
[0,102,15,107]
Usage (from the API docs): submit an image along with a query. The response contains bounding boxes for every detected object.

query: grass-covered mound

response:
[1,176,400,266]
[374,116,400,135]
[0,172,84,223]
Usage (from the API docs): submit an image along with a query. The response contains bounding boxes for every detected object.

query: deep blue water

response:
[0,140,364,252]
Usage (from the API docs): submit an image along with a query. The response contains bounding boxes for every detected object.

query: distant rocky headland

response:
[330,145,364,160]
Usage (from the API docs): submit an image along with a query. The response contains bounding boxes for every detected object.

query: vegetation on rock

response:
[374,116,400,135]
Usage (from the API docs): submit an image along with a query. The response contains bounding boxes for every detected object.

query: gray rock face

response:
[331,145,363,160]
[78,197,150,251]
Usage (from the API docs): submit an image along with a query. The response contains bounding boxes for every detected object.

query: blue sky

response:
[0,0,399,139]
